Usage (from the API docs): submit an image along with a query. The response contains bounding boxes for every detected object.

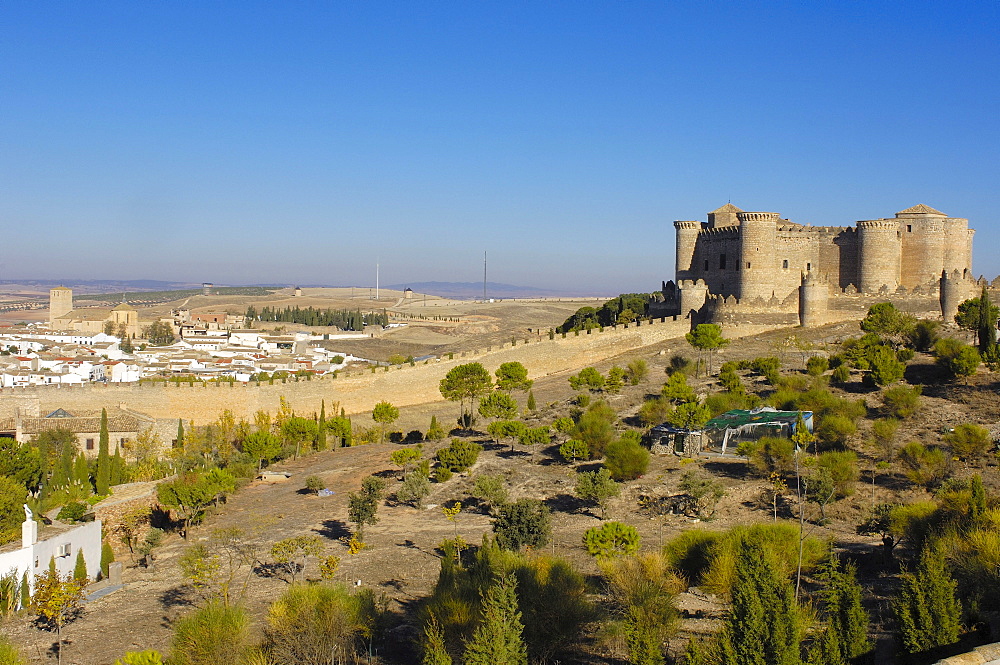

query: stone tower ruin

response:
[48,286,73,329]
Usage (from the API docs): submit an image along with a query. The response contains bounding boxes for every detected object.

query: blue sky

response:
[2,2,998,293]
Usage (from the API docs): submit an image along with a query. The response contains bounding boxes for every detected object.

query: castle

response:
[659,203,986,327]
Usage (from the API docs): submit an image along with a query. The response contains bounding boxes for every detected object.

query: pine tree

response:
[316,401,327,451]
[895,544,962,653]
[422,613,453,665]
[463,574,528,665]
[96,408,111,495]
[100,541,115,579]
[526,390,537,412]
[718,540,801,665]
[73,549,88,582]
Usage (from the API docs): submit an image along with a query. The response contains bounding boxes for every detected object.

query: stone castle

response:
[658,203,988,327]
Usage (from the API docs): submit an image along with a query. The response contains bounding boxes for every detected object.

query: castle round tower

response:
[857,219,901,293]
[48,287,72,329]
[939,269,973,322]
[673,220,701,283]
[737,212,779,300]
[798,272,828,328]
[678,279,709,321]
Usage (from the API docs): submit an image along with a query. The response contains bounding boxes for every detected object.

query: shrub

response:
[806,356,829,376]
[583,522,639,559]
[943,423,993,463]
[558,439,589,462]
[831,364,851,384]
[436,439,482,472]
[57,501,88,523]
[705,391,760,417]
[551,417,575,434]
[871,418,899,461]
[264,583,383,665]
[397,471,431,508]
[662,530,721,586]
[816,415,856,450]
[908,319,941,352]
[638,397,671,427]
[572,401,617,458]
[738,436,795,477]
[604,438,650,481]
[899,442,952,489]
[169,601,254,665]
[575,468,620,518]
[434,466,453,483]
[751,357,782,384]
[493,499,551,551]
[304,475,325,493]
[678,469,725,517]
[935,337,981,380]
[867,345,905,387]
[816,451,859,498]
[471,474,509,514]
[883,384,922,419]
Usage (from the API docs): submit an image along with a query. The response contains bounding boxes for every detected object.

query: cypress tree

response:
[422,613,453,665]
[526,390,537,412]
[976,286,997,352]
[895,543,961,653]
[96,408,111,494]
[73,453,90,491]
[815,554,870,663]
[73,549,88,582]
[718,540,801,665]
[317,401,327,451]
[48,556,57,574]
[19,572,28,609]
[176,419,185,448]
[54,440,73,488]
[970,474,987,523]
[463,574,528,665]
[109,446,124,486]
[100,541,115,579]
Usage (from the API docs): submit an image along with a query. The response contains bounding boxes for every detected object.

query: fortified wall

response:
[657,202,987,327]
[0,317,781,425]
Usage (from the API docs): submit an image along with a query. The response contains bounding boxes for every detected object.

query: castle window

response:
[704,260,709,271]
[807,262,812,271]
[782,260,789,269]
[86,438,94,450]
[719,254,727,269]
[746,262,751,269]
[907,225,912,232]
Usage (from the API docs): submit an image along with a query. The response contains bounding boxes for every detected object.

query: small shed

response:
[647,424,705,456]
[704,407,813,454]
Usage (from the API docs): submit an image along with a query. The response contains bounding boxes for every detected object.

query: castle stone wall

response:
[5,318,783,425]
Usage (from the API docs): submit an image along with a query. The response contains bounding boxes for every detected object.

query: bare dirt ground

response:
[4,318,1000,663]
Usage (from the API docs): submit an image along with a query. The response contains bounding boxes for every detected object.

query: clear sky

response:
[2,2,998,293]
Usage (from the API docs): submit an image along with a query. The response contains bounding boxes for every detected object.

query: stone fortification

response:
[664,202,978,327]
[7,317,781,425]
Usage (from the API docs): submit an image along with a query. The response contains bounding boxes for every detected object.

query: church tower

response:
[48,287,72,329]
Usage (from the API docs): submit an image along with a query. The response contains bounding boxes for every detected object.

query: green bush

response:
[943,423,992,462]
[882,384,922,419]
[831,365,851,384]
[436,439,482,472]
[583,522,639,559]
[169,601,254,665]
[805,356,829,376]
[434,466,453,483]
[604,438,650,481]
[304,475,325,493]
[816,415,857,450]
[738,436,794,477]
[57,501,88,523]
[816,450,859,498]
[662,530,722,586]
[899,442,952,489]
[493,499,551,551]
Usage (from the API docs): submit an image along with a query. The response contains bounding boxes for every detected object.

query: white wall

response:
[0,520,103,602]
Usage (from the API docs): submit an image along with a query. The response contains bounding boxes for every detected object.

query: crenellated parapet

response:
[737,211,781,223]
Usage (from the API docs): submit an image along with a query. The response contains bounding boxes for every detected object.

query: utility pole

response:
[375,259,379,300]
[483,250,487,302]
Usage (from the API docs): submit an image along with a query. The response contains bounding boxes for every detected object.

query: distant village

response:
[0,287,375,388]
